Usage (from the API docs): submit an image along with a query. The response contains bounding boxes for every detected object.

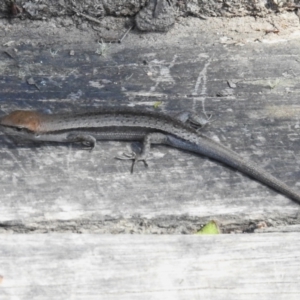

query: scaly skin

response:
[0,107,300,204]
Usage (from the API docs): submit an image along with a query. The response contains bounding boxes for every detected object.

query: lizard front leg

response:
[66,133,96,150]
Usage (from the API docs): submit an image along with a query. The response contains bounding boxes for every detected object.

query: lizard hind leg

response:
[115,132,169,173]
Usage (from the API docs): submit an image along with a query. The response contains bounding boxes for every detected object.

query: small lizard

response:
[0,107,300,204]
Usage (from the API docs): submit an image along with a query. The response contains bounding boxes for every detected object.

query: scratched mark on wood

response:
[0,31,300,231]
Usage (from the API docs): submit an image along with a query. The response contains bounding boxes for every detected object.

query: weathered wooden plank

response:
[0,233,299,299]
[1,15,300,232]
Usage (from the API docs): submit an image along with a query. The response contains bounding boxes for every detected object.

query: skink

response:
[0,107,300,204]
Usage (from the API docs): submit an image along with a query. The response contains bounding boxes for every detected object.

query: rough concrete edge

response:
[1,0,299,23]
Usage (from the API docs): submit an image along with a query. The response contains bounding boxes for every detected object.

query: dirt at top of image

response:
[0,0,299,49]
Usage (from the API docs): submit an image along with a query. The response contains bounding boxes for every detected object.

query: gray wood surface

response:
[0,14,300,233]
[1,7,300,300]
[1,14,300,233]
[0,233,300,299]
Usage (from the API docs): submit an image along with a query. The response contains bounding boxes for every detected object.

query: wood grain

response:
[0,17,300,233]
[0,233,299,299]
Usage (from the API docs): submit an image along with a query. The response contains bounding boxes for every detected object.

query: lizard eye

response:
[15,127,24,132]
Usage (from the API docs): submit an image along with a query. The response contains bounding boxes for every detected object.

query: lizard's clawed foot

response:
[115,152,148,173]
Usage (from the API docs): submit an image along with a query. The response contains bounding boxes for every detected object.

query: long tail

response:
[166,134,300,204]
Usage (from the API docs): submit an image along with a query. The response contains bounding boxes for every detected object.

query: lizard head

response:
[0,110,43,132]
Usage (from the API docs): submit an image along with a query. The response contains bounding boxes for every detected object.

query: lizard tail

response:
[166,134,300,204]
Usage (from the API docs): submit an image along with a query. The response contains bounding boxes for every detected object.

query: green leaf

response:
[153,101,162,108]
[196,220,220,235]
